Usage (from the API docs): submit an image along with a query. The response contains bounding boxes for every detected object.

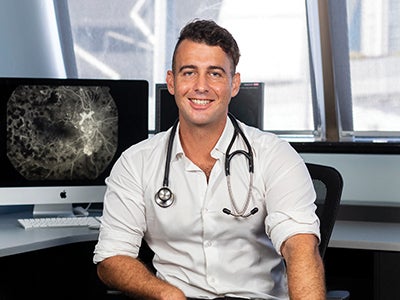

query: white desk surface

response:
[2,212,400,257]
[0,211,99,257]
[329,220,400,251]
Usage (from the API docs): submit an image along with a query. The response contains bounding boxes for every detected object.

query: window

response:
[330,0,400,141]
[67,0,322,139]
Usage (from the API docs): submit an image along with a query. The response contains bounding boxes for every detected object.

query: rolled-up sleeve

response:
[93,149,147,264]
[266,210,320,255]
[262,140,320,255]
[93,227,142,263]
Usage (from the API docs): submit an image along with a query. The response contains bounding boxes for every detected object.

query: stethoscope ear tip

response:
[222,208,231,215]
[250,207,259,215]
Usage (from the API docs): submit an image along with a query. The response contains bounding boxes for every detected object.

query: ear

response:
[231,72,241,98]
[166,70,175,95]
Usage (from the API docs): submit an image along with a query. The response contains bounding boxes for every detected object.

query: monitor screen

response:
[0,77,148,216]
[155,82,264,132]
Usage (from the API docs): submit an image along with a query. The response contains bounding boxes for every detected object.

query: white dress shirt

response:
[94,117,320,299]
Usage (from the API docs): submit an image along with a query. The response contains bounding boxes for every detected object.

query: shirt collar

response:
[212,116,235,158]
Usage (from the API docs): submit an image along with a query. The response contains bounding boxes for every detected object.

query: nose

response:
[193,73,209,93]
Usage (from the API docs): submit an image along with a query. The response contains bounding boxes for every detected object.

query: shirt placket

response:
[201,160,224,293]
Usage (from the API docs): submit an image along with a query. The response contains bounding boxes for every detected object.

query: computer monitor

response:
[155,82,264,132]
[0,77,148,216]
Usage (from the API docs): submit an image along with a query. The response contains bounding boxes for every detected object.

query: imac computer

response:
[155,82,264,132]
[0,77,148,216]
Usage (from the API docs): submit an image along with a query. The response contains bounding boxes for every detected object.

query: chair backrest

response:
[306,163,344,258]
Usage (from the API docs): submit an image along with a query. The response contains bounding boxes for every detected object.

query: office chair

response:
[305,163,350,300]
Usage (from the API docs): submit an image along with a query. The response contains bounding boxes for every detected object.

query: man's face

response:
[166,40,240,128]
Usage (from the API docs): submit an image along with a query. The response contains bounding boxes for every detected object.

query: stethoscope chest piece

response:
[155,186,174,207]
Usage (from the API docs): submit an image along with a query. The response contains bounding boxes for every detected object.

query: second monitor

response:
[155,82,264,132]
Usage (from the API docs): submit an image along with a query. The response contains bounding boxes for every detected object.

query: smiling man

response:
[94,19,325,300]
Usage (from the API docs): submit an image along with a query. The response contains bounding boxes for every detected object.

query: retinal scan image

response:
[6,85,118,181]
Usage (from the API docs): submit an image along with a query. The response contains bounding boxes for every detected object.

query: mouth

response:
[190,98,212,105]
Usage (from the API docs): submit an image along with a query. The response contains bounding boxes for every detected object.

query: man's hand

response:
[97,255,187,300]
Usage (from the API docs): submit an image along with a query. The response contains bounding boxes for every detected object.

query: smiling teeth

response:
[192,99,210,105]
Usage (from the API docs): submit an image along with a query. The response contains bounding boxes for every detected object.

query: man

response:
[94,19,325,299]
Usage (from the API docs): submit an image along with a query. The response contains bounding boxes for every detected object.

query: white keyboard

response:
[18,216,101,230]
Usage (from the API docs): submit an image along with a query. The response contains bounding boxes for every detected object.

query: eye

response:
[182,70,194,77]
[210,71,222,78]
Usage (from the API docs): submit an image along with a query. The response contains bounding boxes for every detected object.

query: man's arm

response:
[281,234,326,300]
[97,255,186,300]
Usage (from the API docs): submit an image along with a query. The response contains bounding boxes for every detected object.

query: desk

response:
[326,220,400,299]
[0,211,104,298]
[2,213,400,298]
[0,211,99,257]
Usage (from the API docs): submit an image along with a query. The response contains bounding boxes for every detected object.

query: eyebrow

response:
[178,65,196,73]
[178,65,227,74]
[209,65,227,74]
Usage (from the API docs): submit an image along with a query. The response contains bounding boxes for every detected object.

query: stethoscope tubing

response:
[162,118,179,187]
[225,114,254,176]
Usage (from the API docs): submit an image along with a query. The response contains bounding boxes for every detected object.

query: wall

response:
[0,1,66,78]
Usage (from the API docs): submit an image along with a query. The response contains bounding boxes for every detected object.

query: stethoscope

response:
[155,113,258,218]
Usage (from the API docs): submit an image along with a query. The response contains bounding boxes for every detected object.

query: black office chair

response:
[305,163,350,300]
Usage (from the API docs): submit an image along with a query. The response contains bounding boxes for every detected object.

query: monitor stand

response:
[33,203,74,217]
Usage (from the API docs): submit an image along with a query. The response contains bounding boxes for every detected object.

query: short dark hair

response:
[172,19,241,75]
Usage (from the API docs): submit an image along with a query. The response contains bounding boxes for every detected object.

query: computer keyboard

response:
[18,216,102,230]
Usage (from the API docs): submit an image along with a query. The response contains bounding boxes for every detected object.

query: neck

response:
[179,119,224,153]
[178,119,226,180]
